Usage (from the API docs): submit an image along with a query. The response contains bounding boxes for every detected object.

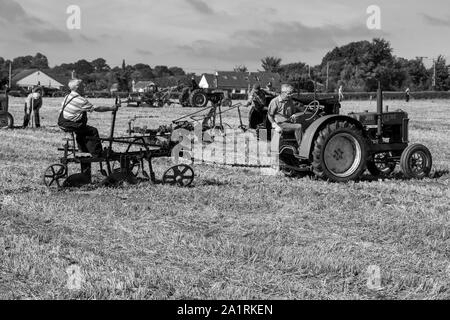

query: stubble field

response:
[0,96,449,300]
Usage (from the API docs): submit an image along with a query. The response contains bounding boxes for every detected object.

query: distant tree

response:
[234,65,248,73]
[12,55,33,70]
[169,66,186,76]
[73,59,94,76]
[279,62,307,81]
[133,64,154,79]
[31,53,49,69]
[261,56,282,72]
[91,58,110,72]
[153,65,172,78]
[403,58,430,90]
[433,55,449,91]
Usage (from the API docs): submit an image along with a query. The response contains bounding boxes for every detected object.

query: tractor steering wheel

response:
[304,100,322,121]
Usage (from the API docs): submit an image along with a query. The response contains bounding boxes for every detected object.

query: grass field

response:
[0,97,449,300]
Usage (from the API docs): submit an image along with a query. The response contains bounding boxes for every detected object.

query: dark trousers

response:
[74,125,103,156]
[279,122,303,146]
[59,120,103,157]
[23,106,41,128]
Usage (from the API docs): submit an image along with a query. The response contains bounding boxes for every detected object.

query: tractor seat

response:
[59,126,75,134]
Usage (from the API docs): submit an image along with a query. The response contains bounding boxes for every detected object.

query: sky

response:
[0,0,449,73]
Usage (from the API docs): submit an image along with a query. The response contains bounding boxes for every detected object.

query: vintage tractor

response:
[128,86,175,108]
[253,85,432,182]
[179,87,232,108]
[0,90,14,129]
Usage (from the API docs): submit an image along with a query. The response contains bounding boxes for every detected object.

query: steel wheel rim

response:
[409,151,427,175]
[324,133,362,178]
[163,165,194,187]
[44,164,66,189]
[374,152,395,173]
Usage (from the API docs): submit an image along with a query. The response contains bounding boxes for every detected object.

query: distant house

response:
[199,74,216,89]
[110,83,119,94]
[199,71,281,94]
[133,81,156,93]
[12,69,67,90]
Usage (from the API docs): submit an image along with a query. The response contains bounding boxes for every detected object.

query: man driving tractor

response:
[268,84,305,145]
[58,79,118,158]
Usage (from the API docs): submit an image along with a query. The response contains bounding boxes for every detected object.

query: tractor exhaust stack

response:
[377,82,383,139]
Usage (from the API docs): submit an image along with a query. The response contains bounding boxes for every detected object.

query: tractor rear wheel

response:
[179,87,191,107]
[312,121,367,182]
[189,90,208,108]
[400,144,432,179]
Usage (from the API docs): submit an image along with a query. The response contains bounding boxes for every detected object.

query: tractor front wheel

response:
[400,144,432,179]
[312,121,367,182]
[0,113,14,129]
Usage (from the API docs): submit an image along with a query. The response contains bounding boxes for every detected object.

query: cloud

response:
[0,0,72,44]
[422,14,450,27]
[0,0,28,22]
[136,49,153,56]
[178,21,388,63]
[79,34,98,43]
[24,29,72,43]
[185,0,215,15]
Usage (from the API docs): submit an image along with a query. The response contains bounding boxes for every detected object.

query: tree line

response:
[259,38,450,92]
[0,55,189,92]
[1,38,449,92]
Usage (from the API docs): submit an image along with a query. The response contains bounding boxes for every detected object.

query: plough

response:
[43,97,195,190]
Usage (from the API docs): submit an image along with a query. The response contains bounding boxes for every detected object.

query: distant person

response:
[405,87,411,102]
[338,85,345,102]
[246,84,267,129]
[23,86,43,128]
[191,77,199,90]
[58,79,118,158]
[264,82,277,96]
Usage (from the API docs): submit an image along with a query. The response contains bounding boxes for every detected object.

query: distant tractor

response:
[0,90,14,129]
[179,87,232,108]
[253,85,432,182]
[128,85,175,108]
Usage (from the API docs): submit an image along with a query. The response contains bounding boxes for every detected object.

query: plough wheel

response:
[163,165,194,187]
[43,164,67,190]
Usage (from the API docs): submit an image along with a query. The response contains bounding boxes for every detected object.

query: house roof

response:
[12,69,70,88]
[205,71,282,89]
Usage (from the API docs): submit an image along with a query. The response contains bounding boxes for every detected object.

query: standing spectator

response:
[338,85,345,102]
[405,87,411,102]
[246,84,267,129]
[23,86,43,128]
[264,82,277,96]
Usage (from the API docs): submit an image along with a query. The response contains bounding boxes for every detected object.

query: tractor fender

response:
[299,115,364,160]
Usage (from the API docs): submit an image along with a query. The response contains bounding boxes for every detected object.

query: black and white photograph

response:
[0,0,449,305]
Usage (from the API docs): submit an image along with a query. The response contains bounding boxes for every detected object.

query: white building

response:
[12,69,65,90]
